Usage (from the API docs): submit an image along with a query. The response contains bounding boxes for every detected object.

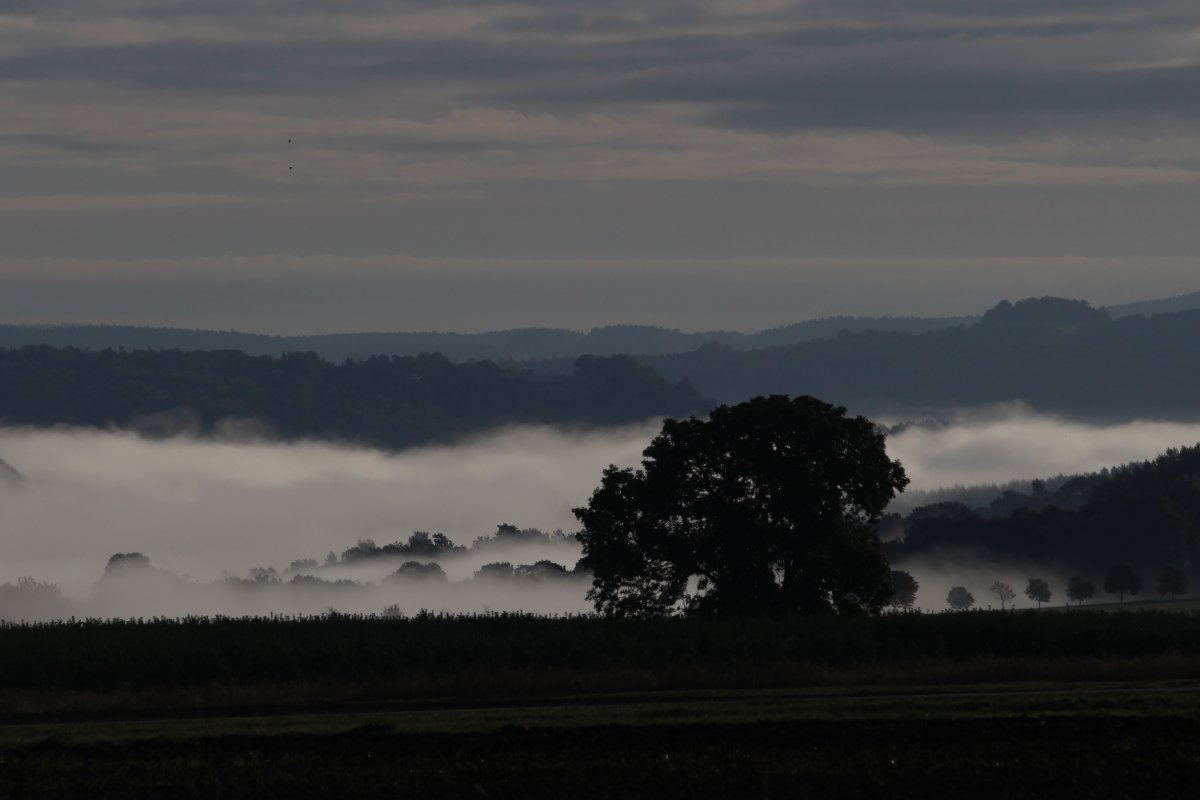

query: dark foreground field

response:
[4,684,1200,798]
[4,612,1200,797]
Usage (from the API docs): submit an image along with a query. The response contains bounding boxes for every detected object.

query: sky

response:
[4,1,1200,333]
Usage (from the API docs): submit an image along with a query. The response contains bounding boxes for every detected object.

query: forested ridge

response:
[893,443,1200,578]
[9,295,1200,423]
[0,290,1192,363]
[637,298,1200,418]
[0,315,973,362]
[0,347,707,449]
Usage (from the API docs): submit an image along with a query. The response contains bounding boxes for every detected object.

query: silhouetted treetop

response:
[575,395,907,617]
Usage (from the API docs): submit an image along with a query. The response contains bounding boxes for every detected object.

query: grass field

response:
[1056,596,1200,613]
[4,682,1200,798]
[5,612,1200,796]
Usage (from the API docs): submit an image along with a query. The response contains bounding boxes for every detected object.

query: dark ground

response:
[3,686,1199,799]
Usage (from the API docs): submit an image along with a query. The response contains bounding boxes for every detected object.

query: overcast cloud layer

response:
[2,1,1200,331]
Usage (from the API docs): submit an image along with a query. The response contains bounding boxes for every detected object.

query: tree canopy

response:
[1156,566,1189,600]
[887,570,919,609]
[1066,575,1095,605]
[1104,564,1141,603]
[1024,578,1052,608]
[946,586,975,611]
[573,395,908,617]
[989,581,1016,610]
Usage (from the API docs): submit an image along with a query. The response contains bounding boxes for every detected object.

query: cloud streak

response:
[4,2,1200,328]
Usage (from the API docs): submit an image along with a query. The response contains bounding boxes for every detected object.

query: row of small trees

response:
[944,565,1192,611]
[945,580,1045,611]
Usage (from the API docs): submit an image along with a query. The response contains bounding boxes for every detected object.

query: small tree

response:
[947,586,974,611]
[515,560,571,581]
[387,561,447,582]
[1066,575,1094,606]
[1024,578,1052,609]
[1156,566,1190,600]
[475,562,515,581]
[989,580,1016,610]
[105,552,150,574]
[887,570,919,609]
[1104,564,1141,603]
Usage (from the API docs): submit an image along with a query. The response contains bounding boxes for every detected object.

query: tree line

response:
[635,297,1200,419]
[891,443,1200,580]
[934,566,1192,612]
[0,315,975,363]
[0,346,707,449]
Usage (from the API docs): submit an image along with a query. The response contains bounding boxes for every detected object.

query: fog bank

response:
[887,406,1200,496]
[3,408,1200,617]
[0,424,655,597]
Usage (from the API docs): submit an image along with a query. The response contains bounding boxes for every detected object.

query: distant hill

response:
[0,315,975,362]
[890,442,1200,579]
[636,297,1200,421]
[0,348,708,450]
[1105,290,1200,318]
[3,289,1196,362]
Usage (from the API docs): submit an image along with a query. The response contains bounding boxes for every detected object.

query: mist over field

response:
[3,407,1200,617]
[886,406,1200,502]
[0,424,655,605]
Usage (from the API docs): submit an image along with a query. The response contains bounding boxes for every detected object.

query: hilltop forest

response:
[7,297,1200,438]
[636,298,1200,419]
[0,348,705,449]
[890,444,1200,582]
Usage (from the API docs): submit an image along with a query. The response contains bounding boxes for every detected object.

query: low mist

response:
[887,405,1200,500]
[0,424,656,610]
[4,406,1200,618]
[894,562,1072,614]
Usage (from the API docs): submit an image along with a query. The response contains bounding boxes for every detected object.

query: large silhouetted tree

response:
[574,395,908,617]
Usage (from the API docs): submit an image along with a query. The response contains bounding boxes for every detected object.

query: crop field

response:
[1051,597,1200,613]
[4,683,1200,798]
[5,612,1200,797]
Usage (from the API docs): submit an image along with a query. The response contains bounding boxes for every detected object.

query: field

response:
[4,611,1200,797]
[5,683,1200,798]
[1052,596,1200,613]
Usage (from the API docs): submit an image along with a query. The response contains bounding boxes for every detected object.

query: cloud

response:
[4,1,1200,329]
[4,1,1200,194]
